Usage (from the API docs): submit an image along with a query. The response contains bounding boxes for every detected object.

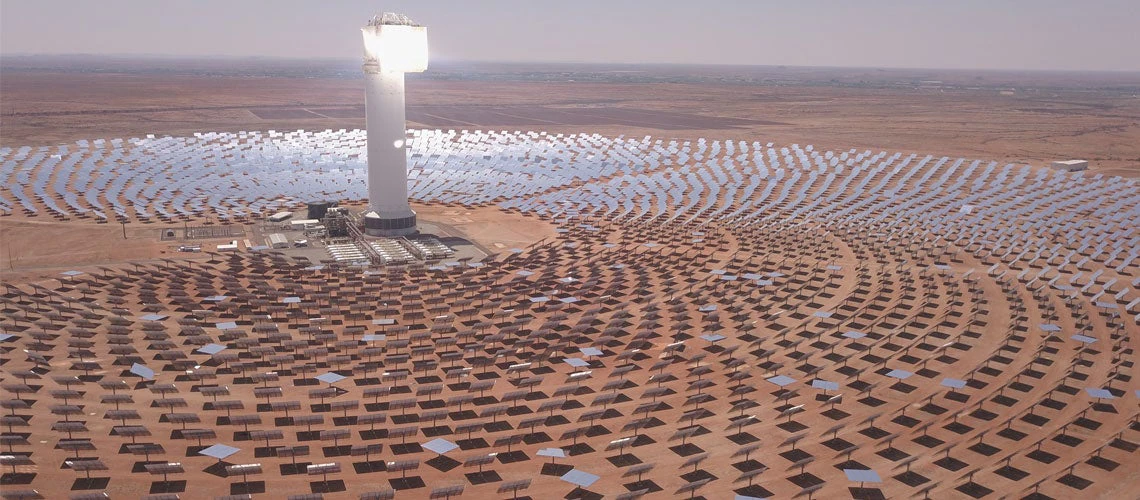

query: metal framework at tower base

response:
[363,211,417,237]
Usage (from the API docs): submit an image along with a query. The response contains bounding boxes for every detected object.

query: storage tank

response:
[306,201,336,220]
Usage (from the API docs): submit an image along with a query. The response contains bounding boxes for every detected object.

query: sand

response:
[1,61,1137,500]
[3,69,1138,177]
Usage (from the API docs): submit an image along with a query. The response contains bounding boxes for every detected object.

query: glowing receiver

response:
[362,24,428,73]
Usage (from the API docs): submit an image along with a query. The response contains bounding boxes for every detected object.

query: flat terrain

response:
[3,60,1139,177]
[0,59,1137,500]
[0,203,553,279]
[2,194,1136,499]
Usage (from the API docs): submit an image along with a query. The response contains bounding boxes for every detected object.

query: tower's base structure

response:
[364,209,417,236]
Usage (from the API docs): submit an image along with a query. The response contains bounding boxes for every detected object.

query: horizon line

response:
[3,53,1140,75]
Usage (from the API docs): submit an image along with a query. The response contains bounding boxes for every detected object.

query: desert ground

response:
[1,59,1138,500]
[3,59,1139,177]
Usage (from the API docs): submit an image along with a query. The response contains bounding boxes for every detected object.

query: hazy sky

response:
[2,0,1138,71]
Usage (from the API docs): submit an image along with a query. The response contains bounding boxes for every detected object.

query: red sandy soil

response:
[3,72,1138,177]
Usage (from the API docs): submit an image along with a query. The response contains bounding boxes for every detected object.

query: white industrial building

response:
[216,240,239,252]
[267,211,293,223]
[268,233,289,249]
[289,219,321,230]
[1051,160,1088,172]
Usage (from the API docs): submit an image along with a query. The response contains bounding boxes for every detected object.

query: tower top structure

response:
[362,12,428,74]
[368,12,420,26]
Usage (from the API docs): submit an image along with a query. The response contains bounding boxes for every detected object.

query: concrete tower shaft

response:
[360,14,427,236]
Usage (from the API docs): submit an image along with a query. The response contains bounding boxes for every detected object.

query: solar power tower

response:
[361,12,427,236]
